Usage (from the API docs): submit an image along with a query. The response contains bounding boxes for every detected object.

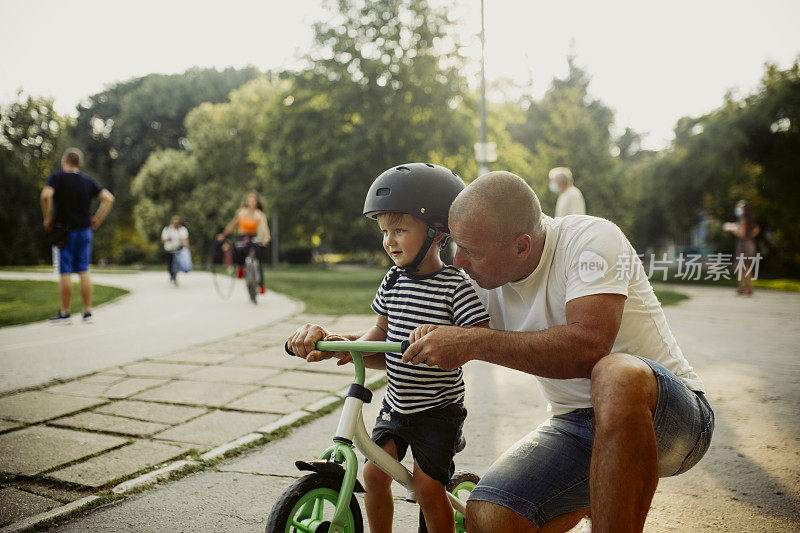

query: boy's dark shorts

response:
[371,400,467,486]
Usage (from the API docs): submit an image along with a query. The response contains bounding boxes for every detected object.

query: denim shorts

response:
[59,228,93,274]
[371,400,467,486]
[468,356,714,527]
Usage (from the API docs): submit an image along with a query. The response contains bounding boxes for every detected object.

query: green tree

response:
[509,57,635,230]
[70,66,260,261]
[259,0,475,251]
[0,93,68,264]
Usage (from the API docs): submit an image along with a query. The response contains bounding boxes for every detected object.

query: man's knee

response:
[591,353,658,420]
[466,500,537,533]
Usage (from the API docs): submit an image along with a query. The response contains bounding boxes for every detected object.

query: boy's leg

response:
[363,439,398,533]
[412,460,454,533]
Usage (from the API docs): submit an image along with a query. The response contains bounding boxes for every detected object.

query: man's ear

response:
[513,233,532,259]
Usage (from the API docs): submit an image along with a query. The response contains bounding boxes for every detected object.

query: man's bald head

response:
[450,171,544,243]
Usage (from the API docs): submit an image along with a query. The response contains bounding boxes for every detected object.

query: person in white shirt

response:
[161,216,189,284]
[403,171,714,533]
[549,166,586,217]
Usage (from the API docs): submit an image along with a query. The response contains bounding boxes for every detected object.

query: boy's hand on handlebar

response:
[322,334,354,365]
[287,323,331,362]
[409,324,440,344]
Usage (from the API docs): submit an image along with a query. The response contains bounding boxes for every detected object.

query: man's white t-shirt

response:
[473,214,704,416]
[161,225,188,252]
[555,185,586,218]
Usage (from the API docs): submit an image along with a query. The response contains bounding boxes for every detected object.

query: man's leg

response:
[78,272,92,313]
[59,274,72,313]
[589,353,659,533]
[467,501,588,533]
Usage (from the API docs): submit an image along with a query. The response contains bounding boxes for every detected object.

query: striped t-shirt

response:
[371,265,491,414]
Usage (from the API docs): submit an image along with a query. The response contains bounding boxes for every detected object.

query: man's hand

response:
[409,324,440,343]
[402,326,481,371]
[43,217,53,231]
[91,216,101,230]
[286,323,334,362]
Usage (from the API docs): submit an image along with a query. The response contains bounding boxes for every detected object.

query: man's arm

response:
[403,293,625,377]
[41,186,55,230]
[91,189,115,230]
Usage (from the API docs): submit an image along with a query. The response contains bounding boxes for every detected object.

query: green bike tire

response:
[266,473,363,533]
[448,471,480,533]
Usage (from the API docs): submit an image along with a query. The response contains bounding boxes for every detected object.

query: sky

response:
[1,0,798,150]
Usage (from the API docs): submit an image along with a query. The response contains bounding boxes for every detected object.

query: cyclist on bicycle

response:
[216,191,271,294]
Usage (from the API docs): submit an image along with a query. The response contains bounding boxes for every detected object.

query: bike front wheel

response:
[266,473,363,533]
[245,256,259,304]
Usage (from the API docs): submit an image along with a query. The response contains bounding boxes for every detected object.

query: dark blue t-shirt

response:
[45,171,104,230]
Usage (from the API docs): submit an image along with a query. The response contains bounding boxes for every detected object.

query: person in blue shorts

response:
[287,163,490,533]
[41,148,115,324]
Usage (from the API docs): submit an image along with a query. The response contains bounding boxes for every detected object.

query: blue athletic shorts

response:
[468,356,714,527]
[59,228,93,274]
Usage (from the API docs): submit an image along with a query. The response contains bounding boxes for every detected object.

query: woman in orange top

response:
[217,192,271,292]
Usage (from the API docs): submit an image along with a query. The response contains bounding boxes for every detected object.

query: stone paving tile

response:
[0,420,21,432]
[182,365,282,384]
[260,370,362,392]
[94,400,206,425]
[118,361,204,378]
[79,374,125,385]
[46,377,168,399]
[0,391,106,423]
[227,349,307,370]
[102,377,170,399]
[0,426,125,476]
[225,387,329,414]
[50,412,169,437]
[13,480,87,503]
[132,380,259,407]
[155,410,279,446]
[153,350,238,365]
[46,441,188,488]
[0,487,60,525]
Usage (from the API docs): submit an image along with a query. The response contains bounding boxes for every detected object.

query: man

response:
[41,148,114,324]
[161,216,190,285]
[402,171,713,532]
[549,166,586,217]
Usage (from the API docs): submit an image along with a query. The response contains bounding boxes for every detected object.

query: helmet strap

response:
[386,226,438,289]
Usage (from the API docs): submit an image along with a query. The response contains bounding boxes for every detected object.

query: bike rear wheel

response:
[245,256,259,304]
[208,238,237,300]
[266,473,363,533]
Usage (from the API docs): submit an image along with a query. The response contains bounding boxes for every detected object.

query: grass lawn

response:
[0,279,129,328]
[264,265,691,315]
[266,265,387,315]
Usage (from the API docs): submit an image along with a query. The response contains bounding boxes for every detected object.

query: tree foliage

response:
[0,93,68,264]
[70,66,261,259]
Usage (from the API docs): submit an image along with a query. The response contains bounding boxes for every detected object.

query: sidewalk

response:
[0,270,303,393]
[0,307,380,530]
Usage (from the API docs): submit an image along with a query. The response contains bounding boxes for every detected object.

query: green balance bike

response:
[266,340,479,533]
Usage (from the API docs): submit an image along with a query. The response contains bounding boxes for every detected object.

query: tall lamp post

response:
[475,0,496,176]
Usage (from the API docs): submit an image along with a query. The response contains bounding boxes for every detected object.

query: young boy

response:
[287,163,490,533]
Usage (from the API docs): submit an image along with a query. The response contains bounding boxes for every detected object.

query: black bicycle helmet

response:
[364,163,465,280]
[363,163,465,233]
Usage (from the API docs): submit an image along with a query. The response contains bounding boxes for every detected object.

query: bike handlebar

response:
[284,340,410,356]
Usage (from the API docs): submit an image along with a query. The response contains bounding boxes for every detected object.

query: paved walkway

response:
[0,269,372,530]
[0,270,303,393]
[1,276,798,531]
